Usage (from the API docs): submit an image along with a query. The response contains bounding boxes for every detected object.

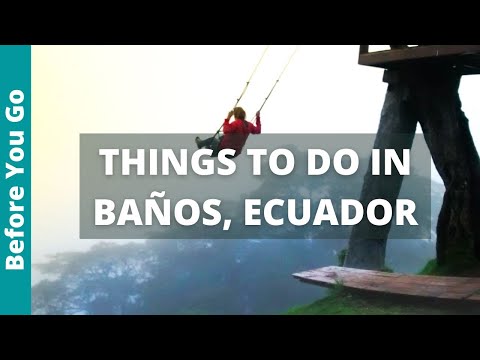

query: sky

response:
[31,45,480,283]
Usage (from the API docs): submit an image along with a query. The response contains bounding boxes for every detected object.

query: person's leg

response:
[210,137,222,157]
[210,136,224,157]
[195,136,216,149]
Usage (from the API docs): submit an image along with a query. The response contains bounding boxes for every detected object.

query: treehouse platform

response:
[359,45,480,75]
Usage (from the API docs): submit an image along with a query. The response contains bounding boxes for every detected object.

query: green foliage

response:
[336,248,393,272]
[418,259,442,275]
[287,289,409,315]
[419,258,480,276]
[337,249,347,266]
[286,288,480,315]
[381,266,394,273]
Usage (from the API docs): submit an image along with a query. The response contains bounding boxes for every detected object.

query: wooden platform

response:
[358,45,480,75]
[293,266,480,302]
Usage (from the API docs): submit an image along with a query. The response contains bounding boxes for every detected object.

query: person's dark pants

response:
[196,135,235,158]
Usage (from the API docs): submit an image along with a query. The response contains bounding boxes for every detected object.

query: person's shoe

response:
[195,137,202,149]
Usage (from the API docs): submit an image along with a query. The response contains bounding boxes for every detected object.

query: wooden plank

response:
[358,45,480,73]
[360,45,480,65]
[293,266,480,302]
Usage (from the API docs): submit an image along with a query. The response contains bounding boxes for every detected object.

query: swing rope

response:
[213,45,270,138]
[252,45,299,120]
[233,45,270,109]
[212,45,299,139]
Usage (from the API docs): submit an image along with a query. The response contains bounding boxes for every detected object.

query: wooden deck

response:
[293,266,480,302]
[358,45,480,75]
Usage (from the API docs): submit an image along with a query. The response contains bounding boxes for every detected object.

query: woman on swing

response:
[195,107,261,158]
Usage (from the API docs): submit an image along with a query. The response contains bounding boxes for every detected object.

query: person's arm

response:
[251,111,261,134]
[223,110,235,133]
[223,110,240,134]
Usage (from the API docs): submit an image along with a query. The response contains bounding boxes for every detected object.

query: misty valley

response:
[34,168,439,314]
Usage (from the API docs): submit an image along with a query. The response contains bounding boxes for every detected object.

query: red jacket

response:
[219,114,261,157]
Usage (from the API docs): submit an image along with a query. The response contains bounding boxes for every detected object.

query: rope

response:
[254,45,299,118]
[232,45,270,109]
[211,45,298,141]
[213,46,270,138]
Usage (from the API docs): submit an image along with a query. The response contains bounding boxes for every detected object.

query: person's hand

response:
[256,111,260,117]
[228,110,234,118]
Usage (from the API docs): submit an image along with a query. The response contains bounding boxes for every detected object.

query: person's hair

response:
[233,107,246,120]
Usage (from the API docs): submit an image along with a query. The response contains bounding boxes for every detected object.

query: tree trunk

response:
[345,64,480,270]
[411,65,480,267]
[344,70,418,270]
